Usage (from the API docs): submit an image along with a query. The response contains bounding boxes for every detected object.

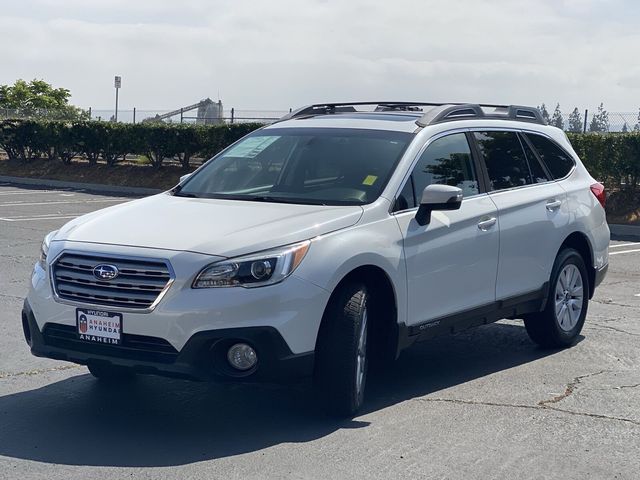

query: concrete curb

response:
[0,175,163,196]
[609,224,640,240]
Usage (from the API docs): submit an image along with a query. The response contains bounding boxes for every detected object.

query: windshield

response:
[177,127,414,205]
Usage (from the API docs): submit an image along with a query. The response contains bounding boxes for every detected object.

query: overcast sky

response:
[2,0,639,113]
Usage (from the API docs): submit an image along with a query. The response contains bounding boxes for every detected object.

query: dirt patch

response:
[0,157,194,191]
[606,190,640,225]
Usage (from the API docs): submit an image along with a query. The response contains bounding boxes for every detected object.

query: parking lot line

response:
[610,243,639,249]
[0,214,79,222]
[0,199,125,207]
[610,243,640,249]
[0,190,75,196]
[610,249,640,256]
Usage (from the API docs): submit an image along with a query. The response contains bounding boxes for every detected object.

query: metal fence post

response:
[583,109,588,133]
[231,108,235,124]
[88,107,92,120]
[180,108,184,124]
[133,107,136,124]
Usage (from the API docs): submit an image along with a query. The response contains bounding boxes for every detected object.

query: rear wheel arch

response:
[557,232,595,299]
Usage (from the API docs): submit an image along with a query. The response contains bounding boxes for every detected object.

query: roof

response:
[265,102,546,132]
[265,111,422,133]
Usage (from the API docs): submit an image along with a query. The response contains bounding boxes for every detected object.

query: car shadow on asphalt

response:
[0,322,563,467]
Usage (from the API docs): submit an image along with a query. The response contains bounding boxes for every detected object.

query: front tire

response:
[524,248,589,348]
[314,282,369,417]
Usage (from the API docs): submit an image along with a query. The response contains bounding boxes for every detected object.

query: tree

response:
[550,103,564,129]
[589,102,609,133]
[0,79,88,120]
[537,103,551,124]
[622,122,629,133]
[567,108,583,133]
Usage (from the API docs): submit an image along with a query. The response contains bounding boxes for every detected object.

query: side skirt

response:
[397,283,549,351]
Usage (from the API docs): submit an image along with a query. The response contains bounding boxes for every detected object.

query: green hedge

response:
[0,120,264,169]
[567,132,640,192]
[0,121,639,192]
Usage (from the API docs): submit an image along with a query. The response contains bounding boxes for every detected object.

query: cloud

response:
[1,0,639,112]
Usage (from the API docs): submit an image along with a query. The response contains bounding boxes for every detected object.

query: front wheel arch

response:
[315,265,399,363]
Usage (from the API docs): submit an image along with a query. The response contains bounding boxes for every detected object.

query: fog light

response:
[227,343,257,371]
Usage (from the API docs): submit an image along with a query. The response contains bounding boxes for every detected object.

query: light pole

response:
[114,76,121,122]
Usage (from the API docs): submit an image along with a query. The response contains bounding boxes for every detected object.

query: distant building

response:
[196,99,223,125]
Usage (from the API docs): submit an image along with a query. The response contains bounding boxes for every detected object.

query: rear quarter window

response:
[524,133,575,179]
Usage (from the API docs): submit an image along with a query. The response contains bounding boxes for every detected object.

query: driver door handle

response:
[477,217,497,231]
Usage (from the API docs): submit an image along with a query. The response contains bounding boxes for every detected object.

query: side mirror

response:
[415,184,463,226]
[179,173,192,184]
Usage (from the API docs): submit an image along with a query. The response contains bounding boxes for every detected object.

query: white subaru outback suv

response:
[23,102,609,416]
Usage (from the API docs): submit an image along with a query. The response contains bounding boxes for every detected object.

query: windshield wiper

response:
[244,195,326,206]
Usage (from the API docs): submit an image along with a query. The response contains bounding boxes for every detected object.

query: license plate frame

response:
[76,308,122,345]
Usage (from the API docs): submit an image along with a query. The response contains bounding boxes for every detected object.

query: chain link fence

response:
[2,106,639,132]
[87,109,288,124]
[0,108,288,124]
[545,110,640,133]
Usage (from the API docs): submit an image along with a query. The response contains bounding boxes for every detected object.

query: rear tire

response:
[88,363,136,382]
[524,248,589,348]
[314,282,369,417]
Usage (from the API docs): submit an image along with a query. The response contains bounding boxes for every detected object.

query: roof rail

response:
[415,104,546,127]
[277,102,448,122]
[276,102,546,126]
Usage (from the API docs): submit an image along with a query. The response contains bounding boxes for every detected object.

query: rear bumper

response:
[22,300,314,383]
[594,263,608,290]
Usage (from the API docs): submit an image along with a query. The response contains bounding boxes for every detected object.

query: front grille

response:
[43,323,179,364]
[52,253,172,310]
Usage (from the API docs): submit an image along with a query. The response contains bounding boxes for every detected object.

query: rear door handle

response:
[546,199,562,211]
[477,217,497,231]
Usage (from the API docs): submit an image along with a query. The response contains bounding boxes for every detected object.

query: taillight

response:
[590,182,606,208]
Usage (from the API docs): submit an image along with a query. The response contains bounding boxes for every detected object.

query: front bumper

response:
[22,300,314,382]
[25,242,331,382]
[29,242,331,354]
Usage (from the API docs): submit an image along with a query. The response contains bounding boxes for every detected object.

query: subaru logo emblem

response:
[93,264,119,281]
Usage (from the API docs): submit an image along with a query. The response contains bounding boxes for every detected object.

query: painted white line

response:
[2,212,82,218]
[635,294,640,297]
[0,199,125,207]
[0,190,76,196]
[0,215,78,222]
[610,243,640,249]
[610,249,640,256]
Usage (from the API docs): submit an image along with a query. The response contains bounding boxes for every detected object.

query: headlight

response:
[192,240,311,288]
[39,230,58,268]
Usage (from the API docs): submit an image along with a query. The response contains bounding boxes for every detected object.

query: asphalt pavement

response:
[0,183,638,479]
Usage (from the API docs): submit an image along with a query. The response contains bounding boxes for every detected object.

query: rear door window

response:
[524,133,575,179]
[519,133,551,183]
[472,131,531,191]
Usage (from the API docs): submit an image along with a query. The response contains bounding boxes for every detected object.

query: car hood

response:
[56,193,364,257]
